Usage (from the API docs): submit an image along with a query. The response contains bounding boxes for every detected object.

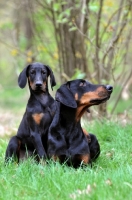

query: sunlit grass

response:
[0,121,132,200]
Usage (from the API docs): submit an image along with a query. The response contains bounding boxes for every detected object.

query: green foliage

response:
[0,122,132,200]
[69,26,77,32]
[0,0,132,115]
[89,4,99,12]
[0,21,14,30]
[19,35,28,51]
[0,87,28,112]
[53,2,61,12]
[71,69,86,80]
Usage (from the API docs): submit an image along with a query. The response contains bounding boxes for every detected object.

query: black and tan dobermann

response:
[48,79,113,168]
[5,62,56,163]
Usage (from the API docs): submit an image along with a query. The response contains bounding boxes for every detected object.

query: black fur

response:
[5,62,56,163]
[48,79,113,167]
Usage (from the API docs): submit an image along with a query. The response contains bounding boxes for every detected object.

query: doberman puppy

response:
[48,79,113,168]
[5,62,56,163]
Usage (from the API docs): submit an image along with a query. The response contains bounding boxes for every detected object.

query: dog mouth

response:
[90,96,110,104]
[35,86,42,90]
[33,86,46,93]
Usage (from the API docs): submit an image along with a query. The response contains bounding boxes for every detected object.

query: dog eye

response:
[79,81,86,87]
[42,70,46,74]
[30,70,35,74]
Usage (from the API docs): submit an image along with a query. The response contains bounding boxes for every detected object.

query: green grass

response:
[0,121,132,200]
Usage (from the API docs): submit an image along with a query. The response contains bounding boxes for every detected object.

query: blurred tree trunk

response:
[22,0,34,51]
[13,0,34,51]
[13,0,21,44]
[39,0,91,80]
[34,0,132,117]
[57,0,90,78]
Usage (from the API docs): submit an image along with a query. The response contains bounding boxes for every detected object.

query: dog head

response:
[18,62,56,92]
[55,79,113,121]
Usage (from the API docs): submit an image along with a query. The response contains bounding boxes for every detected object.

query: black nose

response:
[36,81,42,87]
[106,85,113,92]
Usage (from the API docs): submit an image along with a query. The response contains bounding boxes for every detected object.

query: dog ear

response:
[48,101,67,156]
[46,65,56,90]
[55,82,77,108]
[18,65,30,88]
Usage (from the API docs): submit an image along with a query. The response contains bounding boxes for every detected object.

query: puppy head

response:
[18,62,56,91]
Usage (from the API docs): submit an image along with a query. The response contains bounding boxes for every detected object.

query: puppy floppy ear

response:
[18,65,30,88]
[55,82,77,108]
[45,65,56,90]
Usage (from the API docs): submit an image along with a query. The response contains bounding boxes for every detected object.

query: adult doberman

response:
[5,62,56,163]
[48,79,113,168]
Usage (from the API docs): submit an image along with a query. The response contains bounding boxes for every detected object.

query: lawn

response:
[0,121,132,200]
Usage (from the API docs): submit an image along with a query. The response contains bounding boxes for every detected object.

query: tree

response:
[35,0,132,116]
[1,0,132,116]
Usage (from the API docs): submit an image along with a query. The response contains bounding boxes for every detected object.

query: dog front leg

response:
[30,130,47,160]
[5,136,21,163]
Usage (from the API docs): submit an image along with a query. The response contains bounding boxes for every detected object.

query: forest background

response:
[0,0,132,137]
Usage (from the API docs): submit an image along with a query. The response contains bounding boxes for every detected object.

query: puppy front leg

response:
[30,129,47,160]
[5,136,21,163]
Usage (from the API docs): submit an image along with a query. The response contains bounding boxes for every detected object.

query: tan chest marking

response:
[32,113,44,125]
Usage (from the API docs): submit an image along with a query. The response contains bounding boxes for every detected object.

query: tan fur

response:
[32,113,44,125]
[78,154,90,164]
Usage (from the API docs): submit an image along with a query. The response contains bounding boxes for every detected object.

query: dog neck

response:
[60,103,88,124]
[60,103,78,124]
[30,90,52,108]
[75,104,89,122]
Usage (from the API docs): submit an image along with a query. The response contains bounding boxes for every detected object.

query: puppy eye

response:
[79,81,86,87]
[42,70,46,74]
[30,70,35,74]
